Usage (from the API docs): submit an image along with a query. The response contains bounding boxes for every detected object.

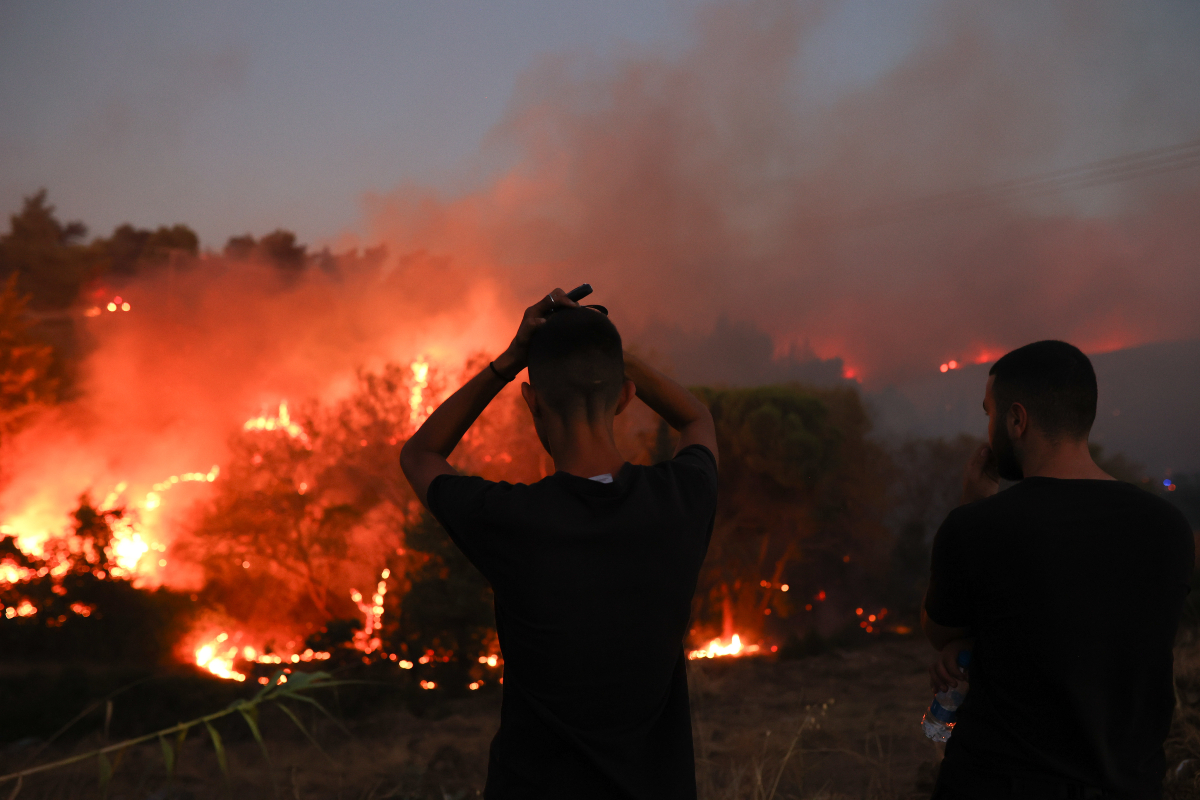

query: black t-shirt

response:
[926,478,1194,797]
[426,445,718,799]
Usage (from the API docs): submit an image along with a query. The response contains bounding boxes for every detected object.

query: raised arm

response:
[623,351,718,465]
[400,287,578,506]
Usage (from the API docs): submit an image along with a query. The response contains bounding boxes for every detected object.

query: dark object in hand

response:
[549,284,609,316]
[555,284,608,316]
[566,284,593,302]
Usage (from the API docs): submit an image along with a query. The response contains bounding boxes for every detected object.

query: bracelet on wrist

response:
[489,361,515,383]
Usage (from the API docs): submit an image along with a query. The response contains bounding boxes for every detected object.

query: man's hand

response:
[929,638,973,694]
[402,287,580,507]
[961,444,1000,505]
[491,287,579,379]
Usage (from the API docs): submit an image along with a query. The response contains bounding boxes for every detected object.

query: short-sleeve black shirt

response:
[926,478,1194,797]
[426,445,718,799]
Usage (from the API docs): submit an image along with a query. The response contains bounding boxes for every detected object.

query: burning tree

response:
[185,366,429,651]
[0,495,191,663]
[181,357,562,671]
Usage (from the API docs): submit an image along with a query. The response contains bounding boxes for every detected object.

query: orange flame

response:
[409,359,430,425]
[351,568,390,654]
[193,632,247,682]
[243,402,310,445]
[687,633,762,660]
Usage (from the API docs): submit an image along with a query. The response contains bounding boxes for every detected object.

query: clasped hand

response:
[491,288,580,379]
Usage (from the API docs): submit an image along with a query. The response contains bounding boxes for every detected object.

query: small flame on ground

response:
[687,633,762,660]
[194,633,247,682]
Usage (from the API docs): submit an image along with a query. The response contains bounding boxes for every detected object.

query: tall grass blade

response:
[97,752,112,797]
[174,723,189,760]
[239,705,271,764]
[274,671,329,691]
[204,721,229,777]
[158,734,175,777]
[279,692,350,736]
[275,703,335,764]
[4,775,20,800]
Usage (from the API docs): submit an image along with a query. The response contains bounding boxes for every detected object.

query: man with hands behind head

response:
[401,288,719,799]
[922,340,1193,799]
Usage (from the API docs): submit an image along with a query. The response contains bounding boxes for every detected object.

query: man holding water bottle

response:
[921,341,1193,799]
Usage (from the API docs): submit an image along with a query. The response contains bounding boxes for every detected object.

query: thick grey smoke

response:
[364,0,1200,386]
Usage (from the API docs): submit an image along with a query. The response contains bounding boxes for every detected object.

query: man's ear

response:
[1008,402,1029,440]
[520,382,540,418]
[613,379,637,416]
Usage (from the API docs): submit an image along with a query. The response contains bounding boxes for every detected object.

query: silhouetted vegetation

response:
[0,496,193,666]
[692,384,892,645]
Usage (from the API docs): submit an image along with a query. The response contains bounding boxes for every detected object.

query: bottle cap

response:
[956,649,972,669]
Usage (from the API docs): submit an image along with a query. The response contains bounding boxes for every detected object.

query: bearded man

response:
[923,340,1193,799]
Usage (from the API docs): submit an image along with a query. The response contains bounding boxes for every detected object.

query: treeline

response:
[0,190,355,424]
[0,189,340,314]
[1,190,1187,688]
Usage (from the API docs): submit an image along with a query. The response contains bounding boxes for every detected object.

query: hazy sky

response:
[4,1,1199,383]
[1,1,930,246]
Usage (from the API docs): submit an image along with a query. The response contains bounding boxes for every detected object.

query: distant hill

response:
[869,339,1200,478]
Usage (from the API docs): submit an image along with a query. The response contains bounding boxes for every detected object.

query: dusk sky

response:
[4,1,965,246]
[3,2,1199,386]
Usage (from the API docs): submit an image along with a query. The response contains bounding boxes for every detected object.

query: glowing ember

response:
[687,633,762,660]
[855,606,889,634]
[243,402,310,445]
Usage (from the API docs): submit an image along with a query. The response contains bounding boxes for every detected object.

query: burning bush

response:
[389,509,497,695]
[180,362,439,660]
[0,496,192,664]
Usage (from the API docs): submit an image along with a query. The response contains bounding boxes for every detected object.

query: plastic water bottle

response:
[921,649,971,742]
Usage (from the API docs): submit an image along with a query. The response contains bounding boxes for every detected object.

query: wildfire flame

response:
[243,402,310,445]
[194,632,247,682]
[409,359,430,425]
[144,466,219,510]
[687,633,762,660]
[351,568,390,654]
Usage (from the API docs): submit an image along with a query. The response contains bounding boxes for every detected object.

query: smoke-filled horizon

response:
[353,1,1200,386]
[3,0,1199,558]
[7,1,1200,389]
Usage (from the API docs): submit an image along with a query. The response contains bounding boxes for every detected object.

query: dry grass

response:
[1166,629,1200,800]
[39,633,1200,799]
[688,640,940,800]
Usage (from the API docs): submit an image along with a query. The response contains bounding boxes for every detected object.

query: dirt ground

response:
[1,637,949,799]
[13,633,1200,799]
[11,628,1200,799]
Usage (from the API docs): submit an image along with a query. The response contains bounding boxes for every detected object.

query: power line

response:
[836,135,1200,228]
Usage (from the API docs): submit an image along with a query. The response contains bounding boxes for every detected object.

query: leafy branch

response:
[0,670,348,799]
